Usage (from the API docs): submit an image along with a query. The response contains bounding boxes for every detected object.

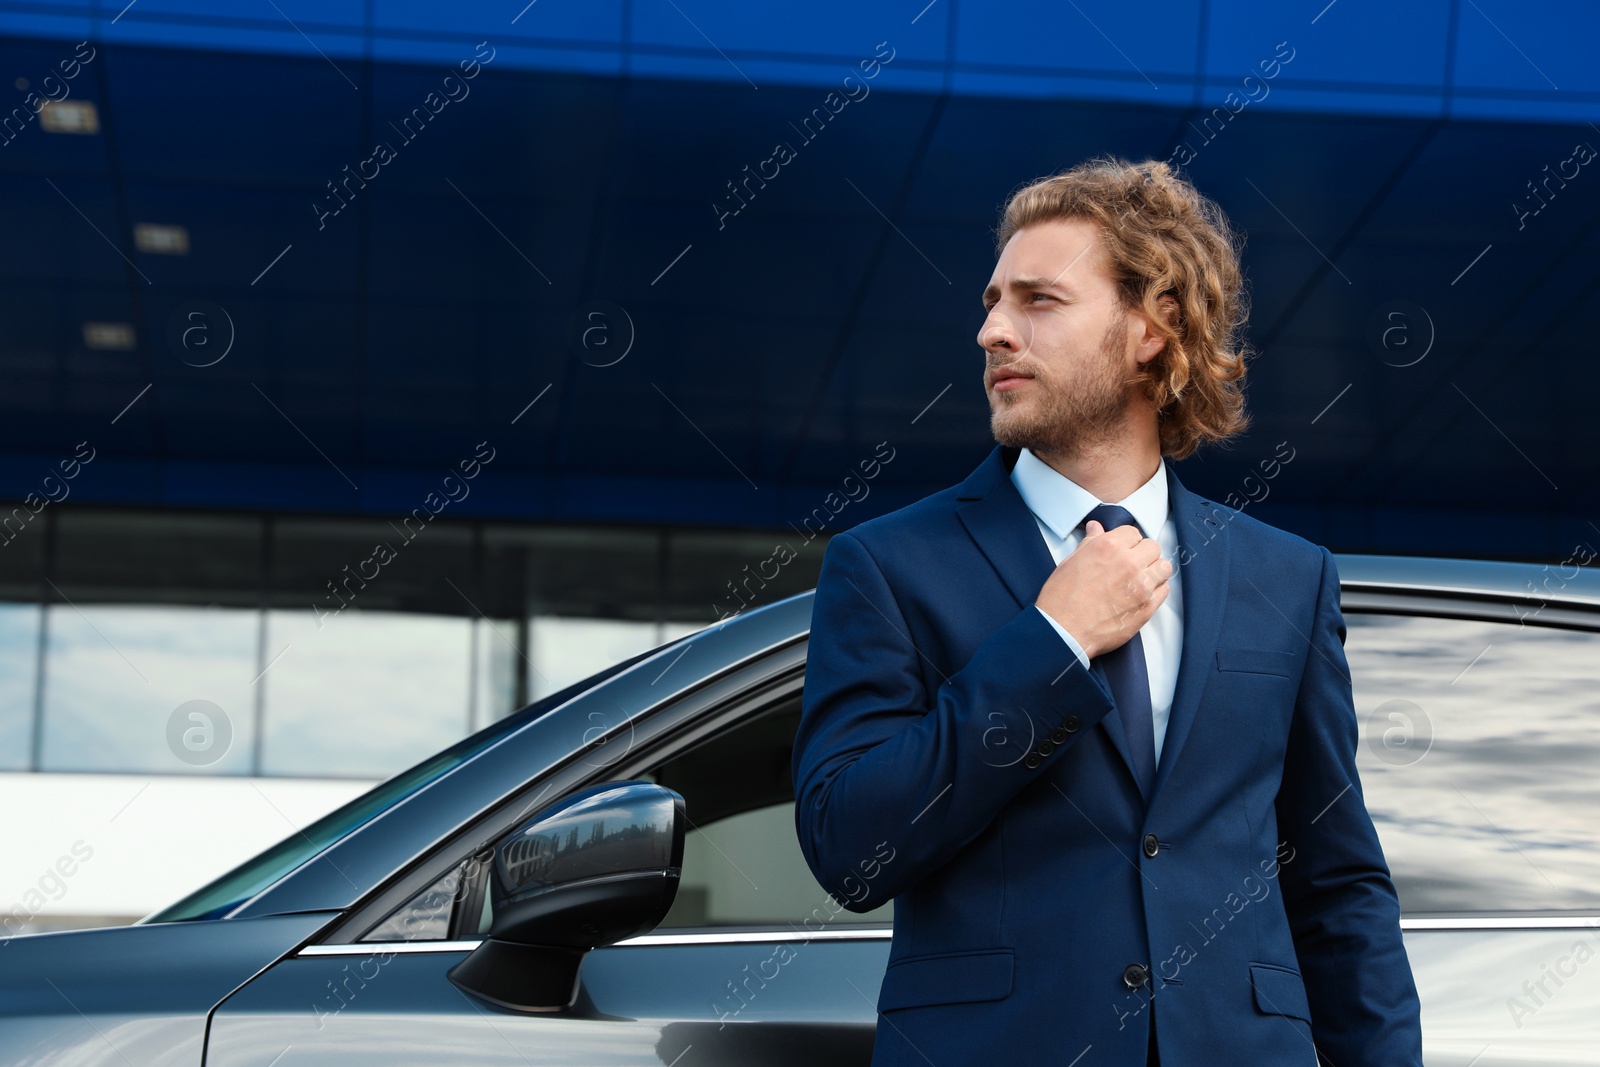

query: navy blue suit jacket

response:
[792,445,1422,1067]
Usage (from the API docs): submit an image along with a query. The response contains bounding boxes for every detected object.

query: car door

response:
[1341,583,1600,1066]
[204,638,892,1067]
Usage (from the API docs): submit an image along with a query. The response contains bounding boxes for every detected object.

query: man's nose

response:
[978,309,1020,355]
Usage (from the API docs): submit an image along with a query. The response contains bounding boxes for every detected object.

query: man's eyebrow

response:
[1012,276,1071,293]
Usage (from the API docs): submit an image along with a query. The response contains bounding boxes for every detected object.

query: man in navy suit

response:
[791,157,1423,1066]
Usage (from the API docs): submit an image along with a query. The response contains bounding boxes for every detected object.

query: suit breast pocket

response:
[1215,647,1295,678]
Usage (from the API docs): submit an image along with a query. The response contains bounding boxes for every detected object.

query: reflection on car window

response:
[1349,612,1600,912]
[363,865,463,942]
[650,698,891,928]
[663,800,892,927]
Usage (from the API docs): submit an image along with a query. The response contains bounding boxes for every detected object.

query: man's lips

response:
[989,369,1034,392]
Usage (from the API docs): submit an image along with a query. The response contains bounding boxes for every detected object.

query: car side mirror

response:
[446,780,685,1012]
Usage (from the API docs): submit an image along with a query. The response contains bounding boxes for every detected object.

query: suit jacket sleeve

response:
[791,530,1116,912]
[1273,545,1423,1065]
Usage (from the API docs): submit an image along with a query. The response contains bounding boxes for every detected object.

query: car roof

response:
[1330,553,1600,609]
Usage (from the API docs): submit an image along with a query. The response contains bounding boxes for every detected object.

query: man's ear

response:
[1133,295,1179,365]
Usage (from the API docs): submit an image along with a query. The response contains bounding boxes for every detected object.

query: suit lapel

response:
[953,447,1058,612]
[954,447,1140,791]
[1149,463,1231,800]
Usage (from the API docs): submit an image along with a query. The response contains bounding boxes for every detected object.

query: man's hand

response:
[1035,519,1173,660]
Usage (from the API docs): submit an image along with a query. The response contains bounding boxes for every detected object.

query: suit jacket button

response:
[1035,739,1054,757]
[1049,726,1069,745]
[1143,834,1160,858]
[1024,753,1042,769]
[1122,963,1149,990]
[1063,716,1081,733]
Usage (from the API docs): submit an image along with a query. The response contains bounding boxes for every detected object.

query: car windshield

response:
[144,643,675,923]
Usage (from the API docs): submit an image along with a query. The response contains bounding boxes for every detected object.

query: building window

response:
[38,604,258,775]
[0,604,41,771]
[258,609,473,778]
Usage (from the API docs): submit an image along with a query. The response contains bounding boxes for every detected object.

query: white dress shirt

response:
[1010,447,1184,763]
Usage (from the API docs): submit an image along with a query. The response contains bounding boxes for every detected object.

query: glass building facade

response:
[0,509,827,780]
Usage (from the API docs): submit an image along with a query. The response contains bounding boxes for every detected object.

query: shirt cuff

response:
[1035,605,1090,670]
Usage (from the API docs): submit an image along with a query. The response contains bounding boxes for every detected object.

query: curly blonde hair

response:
[995,156,1252,460]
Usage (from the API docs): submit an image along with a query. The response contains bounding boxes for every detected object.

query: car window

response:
[646,698,891,928]
[363,695,890,940]
[361,864,466,942]
[1347,611,1600,913]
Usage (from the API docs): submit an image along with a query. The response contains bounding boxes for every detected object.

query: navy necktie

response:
[1084,503,1156,798]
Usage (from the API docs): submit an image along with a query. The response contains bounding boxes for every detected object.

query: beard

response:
[989,311,1136,460]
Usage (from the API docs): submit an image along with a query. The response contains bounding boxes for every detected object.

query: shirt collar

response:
[1010,447,1169,539]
